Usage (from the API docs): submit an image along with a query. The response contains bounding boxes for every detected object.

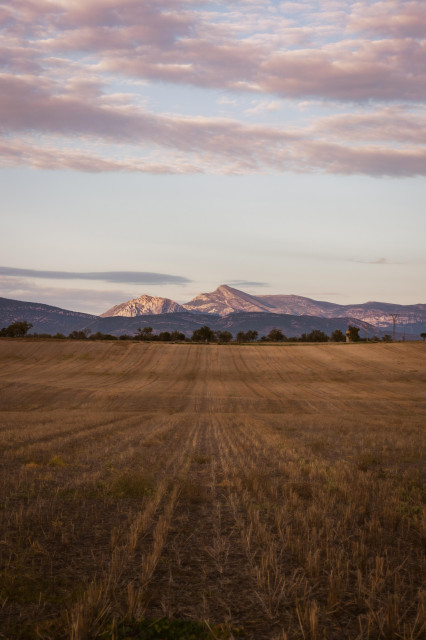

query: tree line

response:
[134,325,394,343]
[0,321,406,343]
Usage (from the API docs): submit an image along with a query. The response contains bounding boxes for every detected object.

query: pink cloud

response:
[300,141,426,177]
[0,73,298,158]
[4,1,426,101]
[0,137,198,174]
[313,106,426,145]
[348,1,426,38]
[2,100,426,177]
[1,1,425,176]
[91,35,426,101]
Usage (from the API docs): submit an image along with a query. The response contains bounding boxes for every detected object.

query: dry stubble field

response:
[0,340,425,640]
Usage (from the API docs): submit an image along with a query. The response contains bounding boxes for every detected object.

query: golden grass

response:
[0,340,425,639]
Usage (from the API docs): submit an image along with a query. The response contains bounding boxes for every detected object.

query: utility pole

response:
[390,314,399,342]
[360,321,370,341]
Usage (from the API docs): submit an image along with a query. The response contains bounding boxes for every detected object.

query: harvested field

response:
[0,340,425,639]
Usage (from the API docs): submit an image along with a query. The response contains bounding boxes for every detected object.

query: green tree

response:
[420,332,426,341]
[89,332,117,340]
[170,330,186,341]
[307,329,329,342]
[330,329,345,342]
[381,334,393,342]
[299,330,328,342]
[136,327,153,341]
[267,328,287,342]
[216,330,233,343]
[236,330,258,343]
[191,326,216,343]
[68,329,90,340]
[0,321,33,337]
[347,325,360,342]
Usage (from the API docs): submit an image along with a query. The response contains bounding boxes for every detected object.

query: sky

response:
[0,0,425,314]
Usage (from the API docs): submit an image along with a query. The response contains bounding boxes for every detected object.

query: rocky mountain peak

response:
[182,284,275,316]
[100,294,185,317]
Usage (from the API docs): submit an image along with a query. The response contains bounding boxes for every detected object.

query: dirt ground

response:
[0,340,425,639]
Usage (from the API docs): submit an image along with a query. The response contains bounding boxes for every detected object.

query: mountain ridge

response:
[0,296,97,335]
[98,284,426,330]
[1,285,425,338]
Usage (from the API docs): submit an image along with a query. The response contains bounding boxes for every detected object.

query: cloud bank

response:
[0,267,191,285]
[1,0,425,176]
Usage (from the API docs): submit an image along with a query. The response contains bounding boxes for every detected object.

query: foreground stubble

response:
[0,340,424,639]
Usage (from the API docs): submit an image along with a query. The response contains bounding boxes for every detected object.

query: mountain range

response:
[1,284,425,338]
[101,285,426,331]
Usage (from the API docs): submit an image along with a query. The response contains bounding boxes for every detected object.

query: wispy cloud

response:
[303,292,342,298]
[354,258,406,265]
[0,266,191,285]
[0,276,136,314]
[244,100,282,116]
[226,280,269,288]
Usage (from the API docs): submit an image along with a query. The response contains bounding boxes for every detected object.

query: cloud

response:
[0,276,137,314]
[304,292,341,297]
[0,74,298,159]
[0,266,192,285]
[312,106,426,145]
[74,26,426,102]
[1,1,425,176]
[0,135,200,174]
[2,125,426,177]
[372,258,392,265]
[226,280,269,288]
[300,141,426,178]
[354,258,405,265]
[348,1,426,39]
[2,102,426,176]
[244,100,281,115]
[217,96,238,106]
[5,1,426,101]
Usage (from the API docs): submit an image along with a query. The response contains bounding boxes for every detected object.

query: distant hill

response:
[213,312,373,338]
[257,295,426,329]
[256,294,338,316]
[87,312,216,336]
[0,297,97,335]
[97,284,426,335]
[1,291,424,339]
[181,285,426,333]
